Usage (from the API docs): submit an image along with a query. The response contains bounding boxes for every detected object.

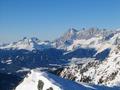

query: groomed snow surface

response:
[15,70,120,90]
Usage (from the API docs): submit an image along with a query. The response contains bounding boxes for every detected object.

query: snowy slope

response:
[91,45,120,86]
[15,70,120,90]
[60,44,120,87]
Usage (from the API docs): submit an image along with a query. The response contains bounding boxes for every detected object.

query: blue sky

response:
[0,0,120,43]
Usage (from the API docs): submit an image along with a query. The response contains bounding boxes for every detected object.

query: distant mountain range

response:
[1,28,120,51]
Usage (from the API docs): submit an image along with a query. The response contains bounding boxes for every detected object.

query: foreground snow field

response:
[15,70,120,90]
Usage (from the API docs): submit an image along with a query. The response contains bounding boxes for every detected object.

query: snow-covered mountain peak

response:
[109,33,120,45]
[62,28,78,40]
[19,37,40,44]
[0,37,52,51]
[68,28,78,34]
[54,28,120,51]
